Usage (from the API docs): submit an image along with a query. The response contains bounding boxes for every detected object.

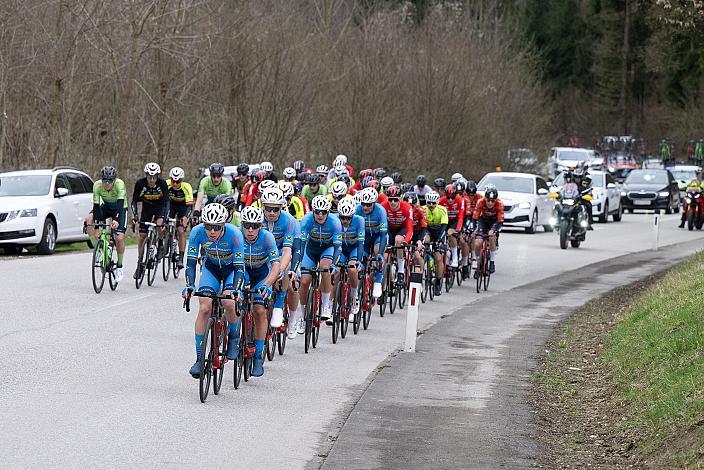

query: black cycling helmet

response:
[485,187,498,200]
[390,171,402,184]
[416,175,426,186]
[214,194,236,211]
[466,180,477,195]
[362,175,374,188]
[100,166,117,180]
[337,174,351,185]
[236,163,249,176]
[403,191,418,205]
[374,169,386,180]
[455,180,466,193]
[293,160,305,172]
[306,173,320,185]
[209,162,225,176]
[400,182,413,194]
[434,177,445,188]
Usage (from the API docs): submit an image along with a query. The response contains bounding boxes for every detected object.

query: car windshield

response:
[0,175,52,196]
[558,150,588,161]
[625,170,668,185]
[478,175,533,194]
[671,171,697,182]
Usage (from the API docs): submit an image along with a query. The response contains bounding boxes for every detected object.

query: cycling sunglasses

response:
[313,209,328,216]
[427,202,437,206]
[339,215,352,221]
[242,222,260,230]
[388,197,400,203]
[102,179,114,184]
[204,224,223,232]
[362,202,374,208]
[263,206,281,213]
[146,175,158,181]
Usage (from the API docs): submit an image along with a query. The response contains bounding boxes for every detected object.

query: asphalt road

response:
[0,213,702,468]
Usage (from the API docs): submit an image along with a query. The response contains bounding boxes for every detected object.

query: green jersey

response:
[695,142,703,161]
[301,184,327,200]
[93,179,128,209]
[198,176,232,204]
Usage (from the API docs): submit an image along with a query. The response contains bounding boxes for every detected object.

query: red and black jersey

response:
[464,193,482,216]
[381,199,414,243]
[439,194,465,230]
[411,205,427,232]
[472,197,504,224]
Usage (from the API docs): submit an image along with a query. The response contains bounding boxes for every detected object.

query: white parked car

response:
[547,147,597,176]
[477,172,555,233]
[0,167,93,254]
[551,170,622,223]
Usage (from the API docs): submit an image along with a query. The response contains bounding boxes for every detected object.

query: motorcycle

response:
[549,182,592,249]
[683,188,704,231]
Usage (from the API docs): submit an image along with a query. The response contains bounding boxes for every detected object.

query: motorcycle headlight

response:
[549,217,557,226]
[658,191,669,197]
[517,202,531,209]
[20,208,37,217]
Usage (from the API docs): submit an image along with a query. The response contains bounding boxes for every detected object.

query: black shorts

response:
[92,205,127,233]
[139,204,167,233]
[169,204,190,220]
[388,226,407,242]
[475,220,500,243]
[411,231,424,244]
[426,228,446,253]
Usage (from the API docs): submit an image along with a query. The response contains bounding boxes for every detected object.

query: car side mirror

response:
[537,188,548,195]
[607,183,616,189]
[55,187,69,198]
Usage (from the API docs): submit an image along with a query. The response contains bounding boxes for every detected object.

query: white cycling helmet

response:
[261,187,286,206]
[425,191,440,204]
[337,197,357,217]
[316,165,329,174]
[279,181,294,198]
[333,154,347,167]
[334,164,347,177]
[241,206,264,224]
[169,167,185,181]
[201,203,229,225]
[331,181,348,198]
[259,179,277,191]
[283,167,296,179]
[361,187,379,204]
[311,195,332,212]
[451,172,463,183]
[380,176,394,188]
[144,162,161,176]
[261,161,273,172]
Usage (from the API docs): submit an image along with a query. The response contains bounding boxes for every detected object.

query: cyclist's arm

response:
[184,182,194,206]
[355,218,365,261]
[404,206,413,244]
[185,230,202,289]
[195,177,208,211]
[455,199,465,231]
[263,240,281,287]
[131,181,142,219]
[377,208,388,254]
[159,179,170,219]
[438,223,448,243]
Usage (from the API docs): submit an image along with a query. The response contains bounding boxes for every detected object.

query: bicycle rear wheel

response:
[312,289,321,348]
[162,236,172,282]
[147,236,159,286]
[107,245,119,291]
[135,238,148,289]
[456,265,463,286]
[277,305,288,355]
[388,263,397,314]
[362,274,372,330]
[476,253,484,293]
[332,281,341,344]
[340,283,349,339]
[483,265,491,291]
[233,319,244,389]
[199,318,214,403]
[91,241,106,294]
[304,288,314,353]
[353,284,362,335]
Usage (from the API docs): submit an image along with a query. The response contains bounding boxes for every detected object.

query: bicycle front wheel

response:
[91,241,106,294]
[162,237,172,282]
[199,318,214,403]
[147,237,159,286]
[107,245,119,291]
[331,281,341,344]
[213,319,226,395]
[304,288,314,353]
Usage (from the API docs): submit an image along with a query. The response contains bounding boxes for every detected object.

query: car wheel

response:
[613,204,622,222]
[674,200,680,213]
[525,209,537,234]
[36,218,57,255]
[598,202,609,223]
[665,202,672,214]
[628,208,634,214]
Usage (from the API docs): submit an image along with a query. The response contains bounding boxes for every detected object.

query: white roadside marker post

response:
[404,271,422,352]
[652,209,660,251]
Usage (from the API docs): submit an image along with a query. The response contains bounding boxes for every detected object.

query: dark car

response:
[620,169,681,214]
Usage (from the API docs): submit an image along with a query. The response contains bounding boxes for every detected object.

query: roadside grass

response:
[54,235,139,253]
[532,252,704,468]
[605,252,704,463]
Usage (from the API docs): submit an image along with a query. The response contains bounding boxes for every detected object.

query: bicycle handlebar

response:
[183,290,235,312]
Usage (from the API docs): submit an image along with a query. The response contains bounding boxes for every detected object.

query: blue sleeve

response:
[185,226,203,288]
[332,217,342,265]
[282,215,296,249]
[355,216,365,260]
[377,206,388,254]
[266,231,280,264]
[232,228,246,290]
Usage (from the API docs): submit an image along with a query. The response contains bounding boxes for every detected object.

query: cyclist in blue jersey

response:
[355,187,388,299]
[182,203,245,379]
[239,206,281,377]
[261,187,302,340]
[291,195,342,324]
[336,197,365,315]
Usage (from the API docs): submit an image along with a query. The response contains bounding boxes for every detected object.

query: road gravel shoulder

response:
[314,239,703,469]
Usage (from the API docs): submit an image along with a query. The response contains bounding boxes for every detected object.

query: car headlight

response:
[620,191,627,197]
[517,202,531,209]
[4,210,20,222]
[658,191,669,197]
[20,208,37,217]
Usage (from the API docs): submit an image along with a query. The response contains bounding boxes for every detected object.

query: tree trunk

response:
[620,0,630,134]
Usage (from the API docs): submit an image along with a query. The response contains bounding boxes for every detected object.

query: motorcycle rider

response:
[679,178,702,228]
[573,163,594,230]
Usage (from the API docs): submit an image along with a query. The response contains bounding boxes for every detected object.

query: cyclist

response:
[278,181,304,221]
[292,195,342,324]
[472,186,504,276]
[302,172,328,200]
[380,176,394,194]
[131,162,170,279]
[194,162,233,222]
[439,183,465,270]
[282,167,297,184]
[356,187,388,299]
[661,139,672,165]
[234,163,250,210]
[413,175,431,205]
[315,165,329,186]
[424,191,448,297]
[293,160,306,180]
[239,206,281,377]
[85,166,128,282]
[261,188,301,339]
[433,178,446,198]
[260,161,278,182]
[679,178,702,228]
[166,167,193,269]
[182,203,245,379]
[214,194,239,227]
[451,173,463,184]
[381,185,414,284]
[334,154,354,179]
[404,192,427,272]
[696,139,704,165]
[462,180,481,279]
[329,181,351,214]
[336,197,365,315]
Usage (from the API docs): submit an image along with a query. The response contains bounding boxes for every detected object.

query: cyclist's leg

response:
[447,227,458,267]
[113,208,127,267]
[319,247,334,312]
[85,210,99,242]
[394,232,406,278]
[298,248,318,317]
[189,266,219,373]
[250,272,269,359]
